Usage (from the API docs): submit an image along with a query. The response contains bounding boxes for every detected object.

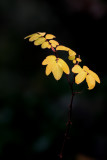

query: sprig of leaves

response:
[24,32,100,90]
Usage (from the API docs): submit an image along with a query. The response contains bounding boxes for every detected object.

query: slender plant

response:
[24,32,100,158]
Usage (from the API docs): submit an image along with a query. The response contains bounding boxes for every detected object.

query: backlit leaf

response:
[58,59,70,74]
[49,40,59,47]
[72,65,83,73]
[34,37,46,45]
[75,71,87,84]
[42,55,69,80]
[47,45,51,49]
[83,66,89,72]
[49,40,59,45]
[52,62,63,80]
[56,45,69,51]
[73,60,76,64]
[76,58,82,62]
[29,34,41,42]
[88,70,100,83]
[42,55,56,65]
[46,64,52,75]
[68,55,75,60]
[45,34,56,39]
[41,41,50,49]
[38,32,46,36]
[24,34,35,39]
[69,50,76,56]
[86,74,96,90]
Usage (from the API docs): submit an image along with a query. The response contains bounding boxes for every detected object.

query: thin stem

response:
[59,74,75,159]
[44,37,59,58]
[48,41,79,159]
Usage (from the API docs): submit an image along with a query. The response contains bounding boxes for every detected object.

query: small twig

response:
[48,41,80,159]
[59,74,75,159]
[59,55,81,159]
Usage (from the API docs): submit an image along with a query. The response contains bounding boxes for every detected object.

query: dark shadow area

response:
[0,0,107,159]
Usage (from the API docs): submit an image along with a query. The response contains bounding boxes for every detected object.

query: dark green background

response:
[0,0,107,159]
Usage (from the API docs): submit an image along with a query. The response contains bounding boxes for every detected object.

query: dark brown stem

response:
[59,74,75,159]
[44,37,59,58]
[48,40,79,159]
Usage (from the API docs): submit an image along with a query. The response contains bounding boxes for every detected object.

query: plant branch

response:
[58,55,81,159]
[49,43,79,159]
[59,74,75,159]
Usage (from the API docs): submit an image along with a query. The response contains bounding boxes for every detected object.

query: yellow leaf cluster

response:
[49,40,59,48]
[56,45,76,60]
[42,55,70,80]
[24,32,57,49]
[45,34,56,39]
[72,65,100,90]
[41,42,51,49]
[24,32,101,90]
[72,58,82,64]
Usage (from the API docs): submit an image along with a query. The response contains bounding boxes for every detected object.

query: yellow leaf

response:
[86,74,96,90]
[56,45,69,51]
[49,40,59,47]
[24,32,46,40]
[58,59,70,74]
[34,37,46,45]
[45,34,56,39]
[52,62,63,80]
[69,50,76,56]
[42,55,70,80]
[41,41,50,49]
[47,45,51,49]
[51,43,56,48]
[88,70,100,83]
[42,55,56,65]
[46,64,52,75]
[49,40,59,45]
[83,66,89,72]
[73,60,76,64]
[29,33,41,42]
[76,58,82,62]
[38,32,46,36]
[75,71,87,84]
[72,65,83,73]
[68,55,75,61]
[24,34,34,39]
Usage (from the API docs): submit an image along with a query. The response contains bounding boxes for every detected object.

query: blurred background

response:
[0,0,107,159]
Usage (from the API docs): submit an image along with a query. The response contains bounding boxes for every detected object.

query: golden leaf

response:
[58,59,70,74]
[41,41,50,49]
[86,74,96,90]
[42,55,56,65]
[49,40,59,47]
[75,71,87,84]
[52,62,63,80]
[56,45,69,51]
[88,70,100,83]
[72,65,83,73]
[45,34,56,39]
[47,45,51,49]
[24,34,34,39]
[46,64,52,75]
[83,66,89,72]
[76,58,82,62]
[42,55,70,80]
[38,32,46,36]
[29,34,41,42]
[69,50,76,56]
[73,65,100,89]
[73,60,76,64]
[68,55,76,61]
[34,37,46,45]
